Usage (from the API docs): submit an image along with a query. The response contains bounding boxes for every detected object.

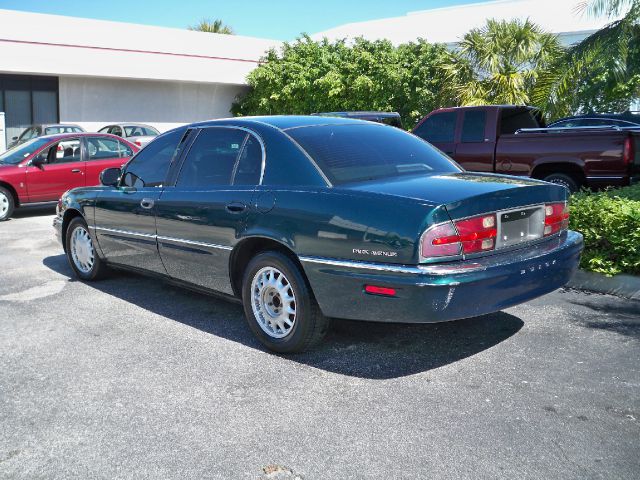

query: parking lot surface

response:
[1,211,639,479]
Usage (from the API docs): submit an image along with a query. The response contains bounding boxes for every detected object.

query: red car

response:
[0,133,138,221]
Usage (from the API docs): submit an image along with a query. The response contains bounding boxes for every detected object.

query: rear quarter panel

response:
[496,131,629,180]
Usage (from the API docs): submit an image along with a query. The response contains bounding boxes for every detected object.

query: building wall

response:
[59,77,248,133]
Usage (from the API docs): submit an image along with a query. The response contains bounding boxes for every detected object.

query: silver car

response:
[98,123,160,148]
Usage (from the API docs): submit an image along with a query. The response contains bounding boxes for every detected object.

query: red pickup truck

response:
[0,133,138,221]
[413,105,640,191]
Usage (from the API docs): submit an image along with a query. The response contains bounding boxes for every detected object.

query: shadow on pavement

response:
[567,295,640,339]
[44,254,524,379]
[11,206,56,219]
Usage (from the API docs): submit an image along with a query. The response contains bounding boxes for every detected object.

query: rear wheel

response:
[0,187,15,221]
[242,251,329,353]
[542,173,580,193]
[65,217,108,280]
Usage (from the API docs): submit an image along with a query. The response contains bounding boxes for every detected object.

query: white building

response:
[0,9,279,148]
[313,0,617,47]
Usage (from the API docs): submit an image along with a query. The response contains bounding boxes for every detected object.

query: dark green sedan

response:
[54,116,583,352]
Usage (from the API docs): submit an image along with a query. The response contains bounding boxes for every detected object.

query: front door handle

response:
[140,198,155,209]
[71,168,82,173]
[225,202,246,213]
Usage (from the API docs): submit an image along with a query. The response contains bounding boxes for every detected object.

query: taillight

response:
[135,140,142,146]
[623,136,634,167]
[544,202,569,236]
[364,285,396,297]
[421,213,497,259]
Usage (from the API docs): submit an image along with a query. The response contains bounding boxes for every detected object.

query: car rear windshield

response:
[0,138,50,165]
[287,123,461,184]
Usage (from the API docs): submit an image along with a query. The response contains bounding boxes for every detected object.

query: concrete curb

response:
[567,269,640,300]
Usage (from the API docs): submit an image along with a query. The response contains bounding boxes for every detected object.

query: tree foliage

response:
[232,36,459,127]
[188,18,234,35]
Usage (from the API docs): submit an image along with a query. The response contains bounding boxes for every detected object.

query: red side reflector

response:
[364,285,396,297]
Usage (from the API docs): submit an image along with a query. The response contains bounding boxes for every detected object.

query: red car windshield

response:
[0,138,50,165]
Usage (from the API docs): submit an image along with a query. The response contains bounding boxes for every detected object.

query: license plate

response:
[496,206,545,248]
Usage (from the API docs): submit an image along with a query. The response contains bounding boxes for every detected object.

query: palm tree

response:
[533,0,639,117]
[188,18,234,35]
[448,19,563,106]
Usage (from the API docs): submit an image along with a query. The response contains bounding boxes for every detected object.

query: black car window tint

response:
[461,110,486,143]
[121,128,185,188]
[414,112,456,143]
[289,123,461,185]
[176,128,248,188]
[232,135,262,186]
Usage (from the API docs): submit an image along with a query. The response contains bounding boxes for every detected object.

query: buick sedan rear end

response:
[54,116,583,352]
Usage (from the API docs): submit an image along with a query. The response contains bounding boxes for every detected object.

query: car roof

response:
[36,132,137,143]
[312,111,401,118]
[108,123,157,128]
[190,115,377,131]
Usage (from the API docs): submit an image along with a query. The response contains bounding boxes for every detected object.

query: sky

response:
[0,0,492,40]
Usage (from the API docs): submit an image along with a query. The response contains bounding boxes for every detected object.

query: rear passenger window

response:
[121,128,185,188]
[87,137,130,160]
[461,110,486,143]
[233,135,262,185]
[177,128,247,187]
[414,112,457,143]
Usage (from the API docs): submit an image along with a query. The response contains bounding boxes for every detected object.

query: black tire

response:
[0,186,15,221]
[242,251,330,353]
[542,173,580,193]
[65,217,109,280]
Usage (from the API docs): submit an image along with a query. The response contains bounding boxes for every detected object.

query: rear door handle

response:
[140,198,155,209]
[225,202,246,213]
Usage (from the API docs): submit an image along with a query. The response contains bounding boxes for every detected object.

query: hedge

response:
[569,184,640,276]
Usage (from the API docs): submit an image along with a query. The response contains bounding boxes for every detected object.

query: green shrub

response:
[570,184,640,276]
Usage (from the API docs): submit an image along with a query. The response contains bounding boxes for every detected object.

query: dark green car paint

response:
[55,116,583,325]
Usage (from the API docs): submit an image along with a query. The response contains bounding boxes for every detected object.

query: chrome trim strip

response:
[585,175,626,180]
[91,226,156,239]
[91,226,232,250]
[298,255,484,275]
[156,235,232,251]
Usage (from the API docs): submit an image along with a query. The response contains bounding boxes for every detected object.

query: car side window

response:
[48,139,81,164]
[414,112,457,143]
[86,137,130,160]
[121,128,186,188]
[98,126,110,133]
[232,135,263,185]
[176,128,248,188]
[461,110,486,143]
[111,126,123,137]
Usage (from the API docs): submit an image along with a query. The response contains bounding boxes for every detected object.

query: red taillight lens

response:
[421,213,497,259]
[623,137,634,167]
[364,285,396,297]
[544,202,569,236]
[135,140,142,146]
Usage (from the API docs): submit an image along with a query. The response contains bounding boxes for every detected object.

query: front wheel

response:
[65,217,108,280]
[0,186,15,221]
[242,251,329,353]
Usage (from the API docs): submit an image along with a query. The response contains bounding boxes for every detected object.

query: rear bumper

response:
[300,230,583,323]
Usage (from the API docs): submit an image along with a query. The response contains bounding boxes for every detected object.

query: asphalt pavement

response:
[1,209,639,479]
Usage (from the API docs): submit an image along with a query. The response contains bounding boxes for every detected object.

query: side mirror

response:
[100,167,121,187]
[31,155,46,169]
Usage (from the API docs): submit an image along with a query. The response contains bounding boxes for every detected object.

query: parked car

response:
[54,116,583,353]
[548,112,640,128]
[8,124,85,149]
[412,105,640,192]
[312,111,404,128]
[98,123,160,148]
[0,133,138,221]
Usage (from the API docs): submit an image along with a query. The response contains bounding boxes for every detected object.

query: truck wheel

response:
[65,217,109,280]
[542,173,580,193]
[0,186,15,221]
[242,251,330,353]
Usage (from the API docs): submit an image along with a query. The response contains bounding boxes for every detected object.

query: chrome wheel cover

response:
[251,266,297,339]
[70,225,95,274]
[0,191,9,218]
